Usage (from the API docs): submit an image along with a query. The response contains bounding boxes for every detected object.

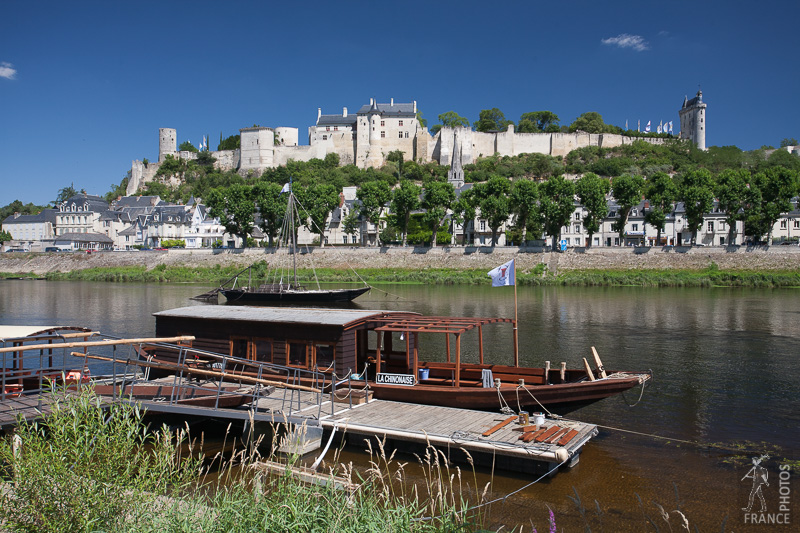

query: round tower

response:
[159,128,177,162]
[275,127,298,146]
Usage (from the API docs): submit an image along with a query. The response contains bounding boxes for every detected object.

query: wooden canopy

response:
[374,316,513,335]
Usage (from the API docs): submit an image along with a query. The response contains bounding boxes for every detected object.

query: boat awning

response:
[374,316,513,335]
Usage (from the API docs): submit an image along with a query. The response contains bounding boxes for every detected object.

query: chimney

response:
[413,101,417,113]
[317,108,322,121]
[369,98,374,106]
[13,212,20,219]
[343,107,347,118]
[390,98,394,107]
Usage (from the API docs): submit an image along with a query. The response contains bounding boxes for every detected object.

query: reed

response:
[0,389,481,532]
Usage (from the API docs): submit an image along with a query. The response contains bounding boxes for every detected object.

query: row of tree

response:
[203,163,800,250]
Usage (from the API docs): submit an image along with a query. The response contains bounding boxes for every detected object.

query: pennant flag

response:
[645,121,651,133]
[280,182,291,195]
[637,119,640,132]
[625,120,628,130]
[657,123,662,134]
[669,121,674,134]
[488,259,515,287]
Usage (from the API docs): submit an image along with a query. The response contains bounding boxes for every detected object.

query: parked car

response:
[153,247,168,251]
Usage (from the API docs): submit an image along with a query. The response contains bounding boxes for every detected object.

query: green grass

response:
[29,261,800,288]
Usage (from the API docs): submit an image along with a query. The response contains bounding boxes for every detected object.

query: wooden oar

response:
[76,352,321,393]
[0,336,196,354]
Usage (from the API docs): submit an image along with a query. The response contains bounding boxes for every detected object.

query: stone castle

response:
[128,94,704,194]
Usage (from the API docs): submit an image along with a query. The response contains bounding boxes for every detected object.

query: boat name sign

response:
[376,373,415,386]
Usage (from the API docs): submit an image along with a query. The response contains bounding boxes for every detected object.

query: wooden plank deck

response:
[250,392,597,472]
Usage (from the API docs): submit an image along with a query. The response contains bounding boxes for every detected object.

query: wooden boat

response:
[143,306,650,413]
[90,382,254,408]
[198,188,370,305]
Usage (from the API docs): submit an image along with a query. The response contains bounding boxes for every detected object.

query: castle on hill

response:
[127,94,705,194]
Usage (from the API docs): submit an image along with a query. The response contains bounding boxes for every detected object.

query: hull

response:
[91,383,253,408]
[221,286,370,304]
[368,375,647,414]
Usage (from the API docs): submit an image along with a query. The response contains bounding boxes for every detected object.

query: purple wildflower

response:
[548,507,556,533]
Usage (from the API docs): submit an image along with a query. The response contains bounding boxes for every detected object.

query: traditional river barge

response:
[145,306,650,413]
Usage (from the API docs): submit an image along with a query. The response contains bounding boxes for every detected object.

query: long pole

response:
[290,191,298,287]
[513,276,519,367]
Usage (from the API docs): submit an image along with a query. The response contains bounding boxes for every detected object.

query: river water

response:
[1,280,797,531]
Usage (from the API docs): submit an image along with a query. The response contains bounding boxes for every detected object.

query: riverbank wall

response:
[2,245,799,276]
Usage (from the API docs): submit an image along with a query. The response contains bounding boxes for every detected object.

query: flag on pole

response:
[488,259,515,287]
[657,122,662,134]
[645,121,651,133]
[669,121,674,134]
[638,120,640,132]
[280,182,291,195]
[625,120,628,130]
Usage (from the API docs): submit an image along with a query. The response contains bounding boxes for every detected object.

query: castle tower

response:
[679,90,707,151]
[239,126,275,172]
[159,128,177,162]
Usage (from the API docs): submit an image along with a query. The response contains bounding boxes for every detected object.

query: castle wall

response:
[275,127,298,147]
[273,144,329,166]
[510,131,552,157]
[471,130,496,160]
[240,127,274,171]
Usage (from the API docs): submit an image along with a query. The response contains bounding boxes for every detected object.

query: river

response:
[1,280,797,531]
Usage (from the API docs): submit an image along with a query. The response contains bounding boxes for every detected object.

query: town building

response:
[1,209,57,251]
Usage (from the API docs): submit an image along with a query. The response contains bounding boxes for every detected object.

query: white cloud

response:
[601,34,649,52]
[0,62,17,80]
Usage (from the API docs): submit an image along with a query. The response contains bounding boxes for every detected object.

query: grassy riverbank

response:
[10,261,798,287]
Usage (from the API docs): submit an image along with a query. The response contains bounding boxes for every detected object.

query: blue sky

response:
[1,0,798,206]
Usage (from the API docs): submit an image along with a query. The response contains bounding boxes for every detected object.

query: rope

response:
[518,384,555,417]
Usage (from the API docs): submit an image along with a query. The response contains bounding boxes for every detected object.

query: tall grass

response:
[0,389,480,532]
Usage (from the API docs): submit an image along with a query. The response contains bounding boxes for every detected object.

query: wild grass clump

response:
[0,390,478,532]
[0,388,199,532]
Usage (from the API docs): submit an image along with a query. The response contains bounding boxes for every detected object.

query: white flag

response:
[488,259,515,287]
[202,135,207,150]
[645,121,651,133]
[657,123,662,134]
[280,182,291,194]
[669,121,674,134]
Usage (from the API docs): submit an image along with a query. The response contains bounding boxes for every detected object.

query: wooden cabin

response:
[153,307,420,378]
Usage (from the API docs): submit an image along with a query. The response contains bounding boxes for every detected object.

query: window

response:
[794,220,799,229]
[326,126,330,131]
[399,131,403,138]
[574,224,581,233]
[230,338,248,359]
[708,221,715,232]
[399,120,403,126]
[574,213,580,220]
[287,341,308,367]
[381,131,385,138]
[252,339,273,363]
[404,131,409,138]
[614,238,620,246]
[780,220,787,229]
[343,236,348,244]
[314,344,335,371]
[380,120,385,126]
[334,126,338,131]
[322,135,327,140]
[632,224,639,231]
[480,220,486,231]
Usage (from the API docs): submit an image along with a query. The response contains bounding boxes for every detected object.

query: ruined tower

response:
[158,128,177,162]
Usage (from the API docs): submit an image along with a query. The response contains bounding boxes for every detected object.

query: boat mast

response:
[290,191,298,288]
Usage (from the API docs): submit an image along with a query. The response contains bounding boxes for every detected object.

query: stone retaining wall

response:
[2,246,799,276]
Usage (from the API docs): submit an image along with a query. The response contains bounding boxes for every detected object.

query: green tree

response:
[780,137,798,148]
[517,111,560,133]
[751,167,800,242]
[569,112,606,134]
[294,183,341,247]
[342,209,360,243]
[178,141,198,153]
[0,229,12,243]
[104,172,130,203]
[644,172,678,246]
[539,175,576,250]
[714,169,750,245]
[474,108,512,133]
[386,150,405,179]
[56,183,77,204]
[252,181,287,247]
[471,176,511,246]
[451,189,477,245]
[509,179,540,244]
[575,173,610,247]
[1,200,45,221]
[206,184,255,246]
[357,181,392,245]
[431,111,470,135]
[422,181,456,247]
[217,134,240,151]
[390,180,422,247]
[679,169,715,245]
[611,174,645,245]
[416,110,427,128]
[196,151,216,167]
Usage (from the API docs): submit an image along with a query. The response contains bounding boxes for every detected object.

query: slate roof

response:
[54,232,114,244]
[2,209,57,225]
[317,114,358,127]
[355,101,416,116]
[154,306,416,328]
[60,193,109,213]
[113,196,162,208]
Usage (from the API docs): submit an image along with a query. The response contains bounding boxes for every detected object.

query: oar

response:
[76,352,321,393]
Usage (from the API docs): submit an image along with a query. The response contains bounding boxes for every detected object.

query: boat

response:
[89,382,254,408]
[200,186,370,305]
[141,306,651,413]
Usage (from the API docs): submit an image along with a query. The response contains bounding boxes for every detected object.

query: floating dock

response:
[252,391,597,475]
